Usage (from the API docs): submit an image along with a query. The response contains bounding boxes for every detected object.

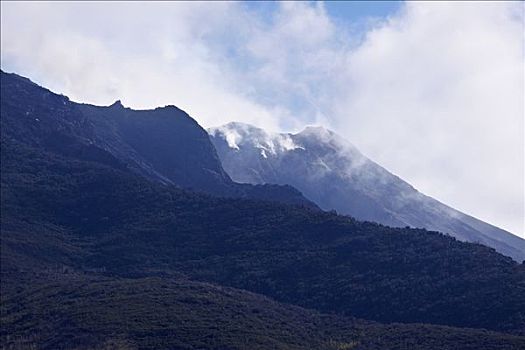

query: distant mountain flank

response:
[209,122,525,261]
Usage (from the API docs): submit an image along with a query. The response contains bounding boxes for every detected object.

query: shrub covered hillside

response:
[3,273,525,350]
[2,136,524,335]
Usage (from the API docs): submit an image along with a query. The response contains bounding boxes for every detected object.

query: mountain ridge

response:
[0,70,316,209]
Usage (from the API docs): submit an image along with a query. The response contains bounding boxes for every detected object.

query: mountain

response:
[0,70,314,208]
[2,71,525,348]
[2,124,525,335]
[209,122,525,262]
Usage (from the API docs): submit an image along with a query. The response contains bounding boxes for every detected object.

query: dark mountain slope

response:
[3,146,523,349]
[2,138,524,334]
[79,101,233,194]
[209,122,525,261]
[0,70,314,207]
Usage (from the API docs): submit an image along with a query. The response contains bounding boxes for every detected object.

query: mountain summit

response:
[209,122,525,261]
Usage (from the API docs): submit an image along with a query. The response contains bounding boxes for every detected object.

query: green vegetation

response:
[2,139,524,335]
[2,273,524,350]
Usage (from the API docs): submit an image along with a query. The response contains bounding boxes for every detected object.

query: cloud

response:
[1,1,523,237]
[330,2,524,237]
[0,1,286,130]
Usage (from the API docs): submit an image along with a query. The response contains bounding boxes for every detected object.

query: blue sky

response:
[244,1,401,22]
[243,1,402,46]
[324,1,401,21]
[1,1,523,237]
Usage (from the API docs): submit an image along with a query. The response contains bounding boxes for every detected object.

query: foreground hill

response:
[209,122,525,261]
[2,273,524,350]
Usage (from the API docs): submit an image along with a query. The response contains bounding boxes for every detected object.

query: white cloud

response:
[1,1,523,237]
[0,1,284,130]
[331,2,524,237]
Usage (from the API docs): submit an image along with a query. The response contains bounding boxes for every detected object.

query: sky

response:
[1,1,523,238]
